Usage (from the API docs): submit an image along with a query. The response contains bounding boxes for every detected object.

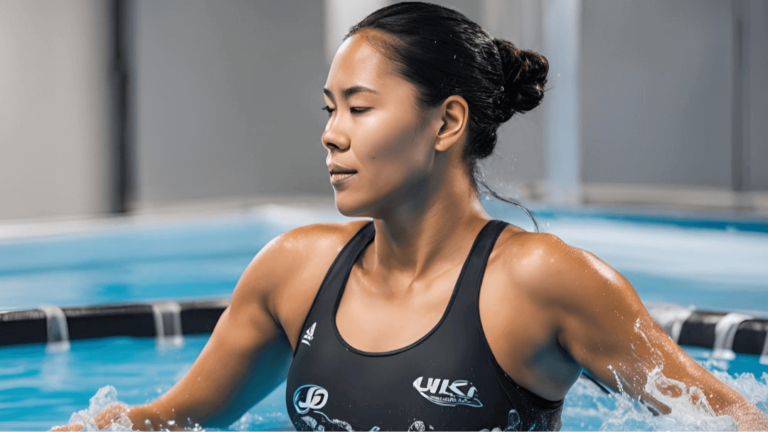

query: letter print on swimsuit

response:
[294,384,363,432]
[412,376,482,408]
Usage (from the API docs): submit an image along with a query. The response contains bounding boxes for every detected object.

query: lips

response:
[328,163,357,185]
[329,170,357,185]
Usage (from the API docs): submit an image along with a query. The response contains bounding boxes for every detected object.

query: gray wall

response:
[132,0,330,209]
[580,0,767,191]
[129,0,768,208]
[747,0,768,190]
[0,0,112,220]
[411,0,768,197]
[2,0,766,222]
[581,0,733,187]
[480,0,547,197]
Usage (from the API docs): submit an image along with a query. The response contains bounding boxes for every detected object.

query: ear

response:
[434,95,469,152]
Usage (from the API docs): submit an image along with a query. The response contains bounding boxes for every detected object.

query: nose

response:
[321,115,350,152]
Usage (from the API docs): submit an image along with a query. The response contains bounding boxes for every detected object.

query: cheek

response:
[361,123,431,173]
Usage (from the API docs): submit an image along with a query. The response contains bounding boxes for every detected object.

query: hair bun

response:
[492,39,549,121]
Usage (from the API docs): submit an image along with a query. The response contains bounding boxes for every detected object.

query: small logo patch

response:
[301,322,316,346]
[413,376,482,408]
[293,384,328,414]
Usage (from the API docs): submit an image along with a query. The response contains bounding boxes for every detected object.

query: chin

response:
[333,192,377,219]
[334,198,365,218]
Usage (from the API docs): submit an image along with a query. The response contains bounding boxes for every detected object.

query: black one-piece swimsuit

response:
[286,220,563,431]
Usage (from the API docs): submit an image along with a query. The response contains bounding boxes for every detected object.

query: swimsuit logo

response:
[301,322,316,346]
[293,384,328,414]
[413,376,482,408]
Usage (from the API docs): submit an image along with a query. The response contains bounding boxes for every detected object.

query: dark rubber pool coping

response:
[678,311,768,355]
[0,299,227,346]
[1,300,767,356]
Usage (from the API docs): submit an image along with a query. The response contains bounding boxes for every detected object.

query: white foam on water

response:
[65,370,768,432]
[64,386,132,431]
[229,411,292,431]
[562,368,768,430]
[558,314,768,431]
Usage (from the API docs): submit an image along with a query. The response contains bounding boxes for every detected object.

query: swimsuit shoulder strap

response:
[295,221,375,347]
[444,219,509,324]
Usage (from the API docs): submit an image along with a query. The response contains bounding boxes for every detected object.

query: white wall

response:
[0,0,112,220]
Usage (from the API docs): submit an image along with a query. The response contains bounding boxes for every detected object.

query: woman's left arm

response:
[528,234,768,430]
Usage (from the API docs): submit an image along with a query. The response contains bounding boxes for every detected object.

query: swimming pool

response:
[1,202,767,429]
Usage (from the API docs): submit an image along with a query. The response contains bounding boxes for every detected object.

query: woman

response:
[60,2,766,430]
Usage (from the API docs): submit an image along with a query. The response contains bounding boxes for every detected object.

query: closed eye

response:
[321,106,335,116]
[350,107,371,114]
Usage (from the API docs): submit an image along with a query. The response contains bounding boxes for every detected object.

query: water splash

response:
[64,386,132,431]
[711,370,768,412]
[228,411,290,431]
[60,386,207,431]
[560,369,760,430]
[558,315,765,431]
[152,301,184,348]
[61,368,768,432]
[39,305,70,352]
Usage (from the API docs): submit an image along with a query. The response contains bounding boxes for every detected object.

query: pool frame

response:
[0,299,225,346]
[2,299,767,357]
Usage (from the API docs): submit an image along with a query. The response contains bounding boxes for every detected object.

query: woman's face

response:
[322,32,443,218]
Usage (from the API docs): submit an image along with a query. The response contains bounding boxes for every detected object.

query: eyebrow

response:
[323,85,379,100]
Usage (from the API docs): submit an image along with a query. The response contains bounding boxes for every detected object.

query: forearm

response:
[720,400,768,431]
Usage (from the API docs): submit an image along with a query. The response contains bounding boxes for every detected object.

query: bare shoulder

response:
[236,220,370,300]
[492,228,637,312]
[232,220,370,345]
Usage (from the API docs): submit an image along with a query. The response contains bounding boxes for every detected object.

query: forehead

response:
[325,32,410,95]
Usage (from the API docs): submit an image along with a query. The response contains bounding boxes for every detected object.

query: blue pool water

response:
[1,337,766,430]
[1,203,767,312]
[1,203,768,429]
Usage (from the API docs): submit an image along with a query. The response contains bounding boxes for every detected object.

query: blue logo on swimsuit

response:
[413,376,482,408]
[293,384,329,414]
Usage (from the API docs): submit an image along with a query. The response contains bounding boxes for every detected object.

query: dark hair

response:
[347,1,548,231]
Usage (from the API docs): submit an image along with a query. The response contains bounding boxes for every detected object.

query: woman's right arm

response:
[129,259,293,429]
[76,231,304,430]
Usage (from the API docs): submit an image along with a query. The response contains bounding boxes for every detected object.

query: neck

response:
[364,168,490,284]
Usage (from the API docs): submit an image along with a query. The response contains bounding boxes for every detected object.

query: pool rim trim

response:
[2,299,767,358]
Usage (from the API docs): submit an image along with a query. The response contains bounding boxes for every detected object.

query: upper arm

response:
[522,234,756,418]
[136,225,337,428]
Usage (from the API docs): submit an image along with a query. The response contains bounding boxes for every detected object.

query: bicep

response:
[147,241,294,427]
[162,304,291,426]
[556,251,749,416]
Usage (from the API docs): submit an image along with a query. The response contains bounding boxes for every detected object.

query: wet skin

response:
[57,31,768,430]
